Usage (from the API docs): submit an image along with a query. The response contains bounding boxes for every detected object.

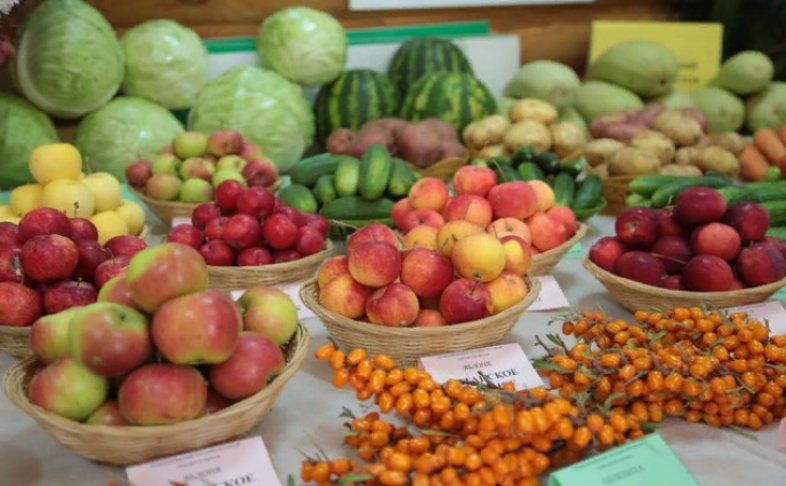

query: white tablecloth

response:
[2,215,786,485]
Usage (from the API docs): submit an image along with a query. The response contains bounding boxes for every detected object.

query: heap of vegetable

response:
[738,127,786,181]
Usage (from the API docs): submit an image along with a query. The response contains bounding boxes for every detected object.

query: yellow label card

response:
[589,21,724,91]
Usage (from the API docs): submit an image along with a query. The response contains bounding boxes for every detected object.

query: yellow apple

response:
[82,172,122,212]
[41,180,96,219]
[0,216,21,224]
[9,184,43,216]
[115,200,146,236]
[90,211,129,245]
[29,143,83,185]
[0,205,14,219]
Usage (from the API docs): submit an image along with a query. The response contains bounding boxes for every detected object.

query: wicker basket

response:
[530,223,588,276]
[584,258,786,312]
[3,323,310,466]
[406,152,468,182]
[602,175,636,216]
[301,276,541,366]
[207,239,336,292]
[129,180,284,225]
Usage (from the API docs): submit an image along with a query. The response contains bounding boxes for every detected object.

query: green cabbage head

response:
[0,93,59,188]
[257,7,347,87]
[74,97,184,181]
[188,66,315,173]
[120,20,209,110]
[12,0,124,119]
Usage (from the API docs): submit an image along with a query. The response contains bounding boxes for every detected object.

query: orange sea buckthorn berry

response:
[689,307,704,320]
[600,353,621,368]
[311,462,330,483]
[346,348,366,365]
[300,462,314,482]
[329,350,346,370]
[314,343,335,361]
[385,369,404,387]
[374,355,396,371]
[634,310,648,321]
[562,321,576,335]
[332,368,350,388]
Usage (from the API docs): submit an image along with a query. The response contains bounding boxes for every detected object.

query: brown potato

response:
[681,108,709,132]
[694,146,740,178]
[503,120,552,153]
[325,128,357,155]
[396,125,442,168]
[602,124,649,142]
[627,104,666,127]
[352,129,395,157]
[589,111,632,139]
[651,109,704,146]
[550,122,586,158]
[674,146,700,165]
[480,115,511,141]
[362,118,407,137]
[608,147,661,176]
[584,138,625,167]
[477,144,508,160]
[439,139,467,160]
[419,118,459,140]
[629,130,676,166]
[509,98,558,125]
[707,132,746,157]
[660,164,702,176]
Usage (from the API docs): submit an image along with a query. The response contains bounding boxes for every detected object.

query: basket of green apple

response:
[127,130,282,224]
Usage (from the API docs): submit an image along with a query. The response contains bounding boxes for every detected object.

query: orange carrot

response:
[754,128,786,163]
[778,125,786,146]
[739,144,771,181]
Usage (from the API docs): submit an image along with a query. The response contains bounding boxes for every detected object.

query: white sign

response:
[528,276,570,312]
[126,436,281,486]
[418,343,544,390]
[231,282,314,320]
[350,0,592,11]
[723,301,786,335]
[171,217,191,227]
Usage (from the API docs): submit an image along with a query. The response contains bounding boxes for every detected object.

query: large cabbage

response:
[120,20,209,110]
[188,66,315,173]
[257,7,347,87]
[0,93,59,188]
[12,0,124,119]
[74,97,184,181]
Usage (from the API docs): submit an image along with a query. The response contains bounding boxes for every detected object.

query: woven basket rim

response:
[3,323,311,437]
[206,239,335,276]
[0,324,30,335]
[129,179,284,210]
[300,275,541,337]
[531,222,588,262]
[583,258,786,299]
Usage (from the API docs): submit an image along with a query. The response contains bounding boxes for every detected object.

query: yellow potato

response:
[509,98,558,125]
[503,121,552,153]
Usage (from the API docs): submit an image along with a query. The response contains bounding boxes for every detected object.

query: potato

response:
[607,147,661,176]
[325,128,357,155]
[590,111,633,139]
[628,104,666,127]
[707,132,746,157]
[592,163,609,180]
[439,139,467,160]
[362,118,407,137]
[464,123,501,150]
[396,125,442,168]
[681,108,709,132]
[462,122,478,144]
[480,115,511,141]
[352,129,395,157]
[694,146,740,178]
[503,120,552,153]
[602,124,648,142]
[584,138,625,167]
[674,146,700,165]
[477,144,508,160]
[419,118,458,140]
[651,109,704,146]
[509,98,559,125]
[550,122,586,158]
[629,130,675,166]
[660,164,702,176]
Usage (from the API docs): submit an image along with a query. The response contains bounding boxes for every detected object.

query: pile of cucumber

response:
[280,145,417,229]
[474,146,605,220]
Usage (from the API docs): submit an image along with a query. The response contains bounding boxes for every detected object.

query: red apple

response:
[207,129,243,156]
[400,208,445,235]
[295,226,325,256]
[347,223,400,253]
[167,224,205,250]
[650,236,692,274]
[68,218,99,242]
[208,332,285,400]
[125,160,153,187]
[191,203,222,230]
[29,358,108,420]
[21,234,79,282]
[105,235,148,259]
[440,279,493,324]
[85,400,129,426]
[663,275,684,291]
[262,214,298,250]
[453,166,497,197]
[97,275,142,311]
[152,290,242,364]
[736,244,786,287]
[614,251,665,287]
[205,390,233,414]
[240,141,263,160]
[273,249,302,263]
[242,157,278,188]
[391,199,414,230]
[653,209,685,238]
[683,254,735,291]
[272,206,305,227]
[94,255,131,288]
[19,207,71,242]
[204,216,229,241]
[0,246,22,282]
[486,181,538,220]
[44,280,98,314]
[690,223,741,261]
[400,248,454,298]
[730,279,746,290]
[348,242,401,287]
[674,187,727,228]
[236,286,298,344]
[30,307,80,364]
[118,364,207,425]
[237,187,275,218]
[0,281,43,326]
[69,302,152,376]
[199,240,235,266]
[722,201,770,244]
[236,247,273,266]
[73,240,110,282]
[589,237,627,273]
[214,180,246,212]
[366,283,420,327]
[222,214,261,250]
[614,207,660,248]
[0,222,20,247]
[302,213,330,236]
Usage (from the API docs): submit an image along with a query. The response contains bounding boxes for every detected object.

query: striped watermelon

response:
[400,72,497,133]
[314,69,400,145]
[388,37,474,96]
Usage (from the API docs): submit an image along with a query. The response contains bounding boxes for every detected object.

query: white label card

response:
[126,436,281,486]
[528,276,570,312]
[723,301,786,335]
[171,217,191,227]
[231,282,314,320]
[418,343,544,390]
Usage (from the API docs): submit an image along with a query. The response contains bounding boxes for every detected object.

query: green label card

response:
[770,287,786,302]
[566,243,582,259]
[548,434,698,486]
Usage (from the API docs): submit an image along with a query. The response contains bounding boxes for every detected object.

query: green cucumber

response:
[766,227,786,240]
[511,146,536,165]
[517,162,544,181]
[313,175,337,205]
[489,155,513,166]
[320,196,396,220]
[650,174,732,208]
[626,193,649,207]
[553,173,576,207]
[358,144,393,200]
[387,158,416,197]
[278,184,319,214]
[765,167,783,182]
[719,182,786,205]
[494,164,521,182]
[572,175,604,210]
[533,152,561,174]
[628,175,685,197]
[761,201,786,226]
[559,157,586,178]
[289,154,355,188]
[334,157,361,197]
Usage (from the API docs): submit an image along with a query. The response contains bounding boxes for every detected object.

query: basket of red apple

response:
[300,222,542,365]
[0,208,151,359]
[391,169,588,276]
[3,242,309,466]
[585,187,786,312]
[166,185,336,292]
[126,129,282,224]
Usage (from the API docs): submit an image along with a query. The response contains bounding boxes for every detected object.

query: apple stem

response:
[73,201,80,218]
[463,201,472,220]
[470,279,481,296]
[650,253,688,265]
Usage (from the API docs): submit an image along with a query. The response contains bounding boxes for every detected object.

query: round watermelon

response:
[400,72,497,134]
[314,69,400,145]
[387,37,474,97]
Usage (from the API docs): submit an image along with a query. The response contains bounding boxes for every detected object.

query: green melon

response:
[574,81,643,122]
[587,41,679,97]
[314,69,400,145]
[387,37,473,97]
[400,72,496,134]
[503,60,581,110]
[689,86,745,133]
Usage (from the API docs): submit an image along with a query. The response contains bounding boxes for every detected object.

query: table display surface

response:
[2,215,786,486]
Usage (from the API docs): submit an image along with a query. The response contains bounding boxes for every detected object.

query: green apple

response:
[151,155,181,176]
[173,132,209,159]
[216,155,247,173]
[145,174,181,201]
[237,287,298,345]
[28,358,109,421]
[212,169,247,188]
[179,178,214,203]
[82,172,123,212]
[179,157,216,181]
[29,307,81,364]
